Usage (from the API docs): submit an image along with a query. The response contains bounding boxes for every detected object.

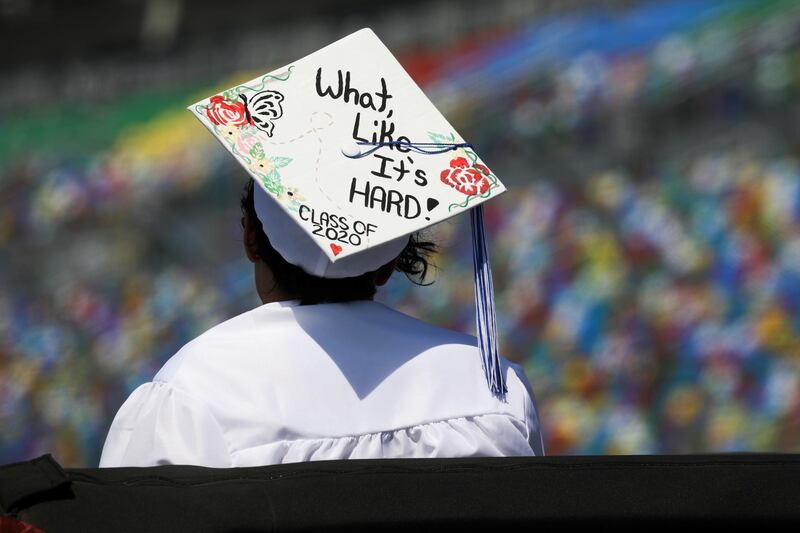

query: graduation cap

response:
[189,28,507,396]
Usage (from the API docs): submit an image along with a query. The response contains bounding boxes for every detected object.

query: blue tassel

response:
[470,205,507,397]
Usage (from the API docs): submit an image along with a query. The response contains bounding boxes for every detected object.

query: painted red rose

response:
[206,95,252,127]
[440,156,491,196]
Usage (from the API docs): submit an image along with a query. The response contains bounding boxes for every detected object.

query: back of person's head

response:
[240,180,436,304]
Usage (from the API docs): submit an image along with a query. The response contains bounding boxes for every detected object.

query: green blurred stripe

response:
[0,84,204,169]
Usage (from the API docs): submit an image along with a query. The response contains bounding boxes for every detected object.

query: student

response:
[99,180,542,467]
[99,28,543,467]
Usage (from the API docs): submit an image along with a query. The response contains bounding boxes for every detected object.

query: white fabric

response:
[99,300,543,467]
[254,183,409,278]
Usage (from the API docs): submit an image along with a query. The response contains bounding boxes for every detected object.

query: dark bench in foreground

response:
[1,454,799,531]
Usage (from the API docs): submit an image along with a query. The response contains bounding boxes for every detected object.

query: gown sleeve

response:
[510,363,545,456]
[99,381,232,467]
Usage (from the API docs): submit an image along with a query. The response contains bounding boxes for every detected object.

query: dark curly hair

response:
[241,180,437,304]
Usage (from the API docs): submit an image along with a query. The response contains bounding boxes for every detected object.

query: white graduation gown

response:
[99,300,543,467]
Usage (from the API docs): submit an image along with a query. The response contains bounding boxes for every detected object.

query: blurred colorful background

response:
[3,0,800,466]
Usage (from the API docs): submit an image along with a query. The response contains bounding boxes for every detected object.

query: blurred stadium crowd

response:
[3,0,800,465]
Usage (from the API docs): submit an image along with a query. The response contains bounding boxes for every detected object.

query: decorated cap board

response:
[189,28,507,395]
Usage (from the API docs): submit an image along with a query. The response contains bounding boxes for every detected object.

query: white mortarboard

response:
[189,28,507,395]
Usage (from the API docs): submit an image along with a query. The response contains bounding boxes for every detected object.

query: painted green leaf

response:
[270,156,293,168]
[428,132,447,143]
[428,131,457,145]
[261,169,284,196]
[249,142,266,160]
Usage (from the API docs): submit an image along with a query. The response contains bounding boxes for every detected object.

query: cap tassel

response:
[470,205,507,397]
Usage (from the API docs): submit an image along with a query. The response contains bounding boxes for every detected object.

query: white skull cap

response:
[253,182,409,278]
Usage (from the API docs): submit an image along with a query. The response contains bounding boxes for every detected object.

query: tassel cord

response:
[471,205,507,396]
[343,141,473,158]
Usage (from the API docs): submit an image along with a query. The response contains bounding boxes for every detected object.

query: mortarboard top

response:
[189,28,508,395]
